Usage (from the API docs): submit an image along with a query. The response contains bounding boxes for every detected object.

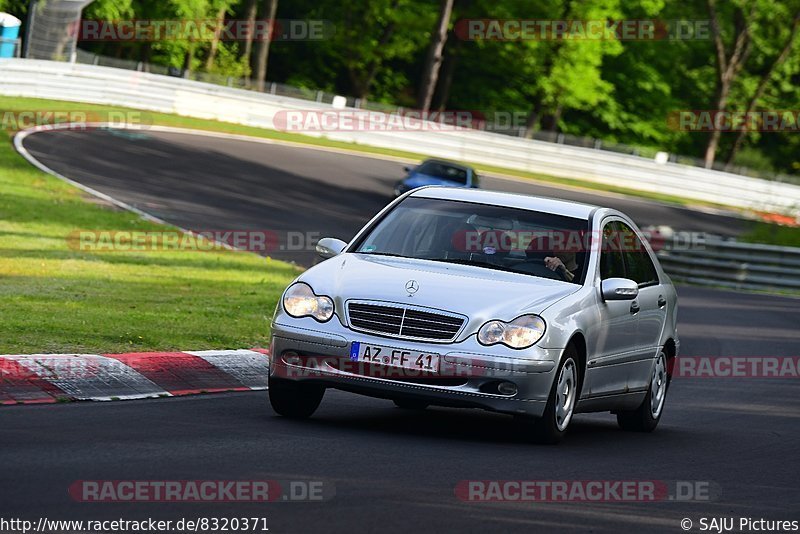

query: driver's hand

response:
[544,256,564,271]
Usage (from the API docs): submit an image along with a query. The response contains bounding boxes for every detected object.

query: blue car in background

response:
[394,159,479,196]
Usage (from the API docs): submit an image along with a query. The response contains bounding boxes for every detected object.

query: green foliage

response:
[741,222,800,247]
[0,0,27,17]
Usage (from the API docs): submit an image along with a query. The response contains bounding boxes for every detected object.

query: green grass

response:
[740,222,800,247]
[0,103,300,353]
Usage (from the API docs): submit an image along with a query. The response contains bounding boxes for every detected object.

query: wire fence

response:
[68,47,800,187]
[25,0,94,61]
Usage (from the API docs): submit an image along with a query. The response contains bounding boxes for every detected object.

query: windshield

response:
[415,161,469,184]
[353,197,590,283]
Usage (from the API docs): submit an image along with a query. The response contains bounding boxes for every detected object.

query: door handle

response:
[630,301,640,314]
[658,296,667,308]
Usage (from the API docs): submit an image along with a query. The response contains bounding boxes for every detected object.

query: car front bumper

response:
[269,315,563,417]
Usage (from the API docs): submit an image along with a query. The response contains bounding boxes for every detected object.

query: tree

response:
[0,0,30,19]
[319,0,432,101]
[253,0,278,91]
[242,0,258,85]
[725,10,800,167]
[522,0,624,136]
[704,0,754,168]
[204,1,229,70]
[417,0,454,113]
[430,28,462,111]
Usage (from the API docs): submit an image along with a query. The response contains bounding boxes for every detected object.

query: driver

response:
[545,252,579,282]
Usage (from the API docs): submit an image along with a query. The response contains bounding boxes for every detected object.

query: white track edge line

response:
[14,124,252,255]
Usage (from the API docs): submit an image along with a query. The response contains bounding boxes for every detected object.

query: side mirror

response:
[316,237,347,259]
[601,278,639,301]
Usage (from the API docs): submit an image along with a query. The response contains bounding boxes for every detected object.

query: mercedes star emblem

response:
[405,280,419,296]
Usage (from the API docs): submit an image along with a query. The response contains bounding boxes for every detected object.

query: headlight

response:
[282,282,334,322]
[477,315,546,349]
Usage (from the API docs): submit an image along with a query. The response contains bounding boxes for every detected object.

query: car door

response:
[618,221,668,391]
[583,220,641,397]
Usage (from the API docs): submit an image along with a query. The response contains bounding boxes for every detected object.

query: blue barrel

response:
[0,13,22,58]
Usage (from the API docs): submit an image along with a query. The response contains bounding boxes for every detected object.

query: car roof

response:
[419,159,472,171]
[410,186,601,219]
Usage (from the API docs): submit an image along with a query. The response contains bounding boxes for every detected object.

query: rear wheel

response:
[268,375,325,419]
[527,345,580,444]
[393,399,429,410]
[617,350,668,432]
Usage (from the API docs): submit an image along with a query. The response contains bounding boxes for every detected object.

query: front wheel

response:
[617,350,668,432]
[268,375,325,419]
[526,346,580,444]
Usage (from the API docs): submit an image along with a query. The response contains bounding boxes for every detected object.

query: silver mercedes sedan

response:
[268,187,679,443]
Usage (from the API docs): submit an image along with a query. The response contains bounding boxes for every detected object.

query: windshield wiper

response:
[429,257,521,274]
[358,251,407,258]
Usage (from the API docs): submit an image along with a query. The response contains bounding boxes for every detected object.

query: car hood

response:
[299,254,580,331]
[404,173,466,188]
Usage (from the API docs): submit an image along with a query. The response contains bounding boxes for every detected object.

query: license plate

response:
[350,342,439,373]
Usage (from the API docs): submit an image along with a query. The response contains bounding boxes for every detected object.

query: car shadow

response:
[261,400,683,447]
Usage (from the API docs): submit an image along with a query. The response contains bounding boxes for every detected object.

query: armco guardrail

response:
[657,239,800,292]
[1,58,800,216]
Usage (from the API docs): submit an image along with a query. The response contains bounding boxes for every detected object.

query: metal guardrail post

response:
[23,0,35,58]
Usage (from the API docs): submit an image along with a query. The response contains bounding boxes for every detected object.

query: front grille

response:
[347,301,465,342]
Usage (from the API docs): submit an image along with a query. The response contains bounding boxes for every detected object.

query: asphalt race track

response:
[20,128,750,265]
[2,128,798,533]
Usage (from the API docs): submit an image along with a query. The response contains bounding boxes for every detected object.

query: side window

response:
[600,221,626,280]
[618,222,659,286]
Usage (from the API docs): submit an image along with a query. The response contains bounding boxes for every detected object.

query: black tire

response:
[527,345,580,444]
[393,399,429,410]
[268,375,325,419]
[617,350,668,432]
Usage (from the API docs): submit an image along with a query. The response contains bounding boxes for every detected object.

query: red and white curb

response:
[0,349,270,405]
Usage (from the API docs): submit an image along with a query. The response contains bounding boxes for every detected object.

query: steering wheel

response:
[523,258,572,282]
[519,258,569,282]
[554,264,573,282]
